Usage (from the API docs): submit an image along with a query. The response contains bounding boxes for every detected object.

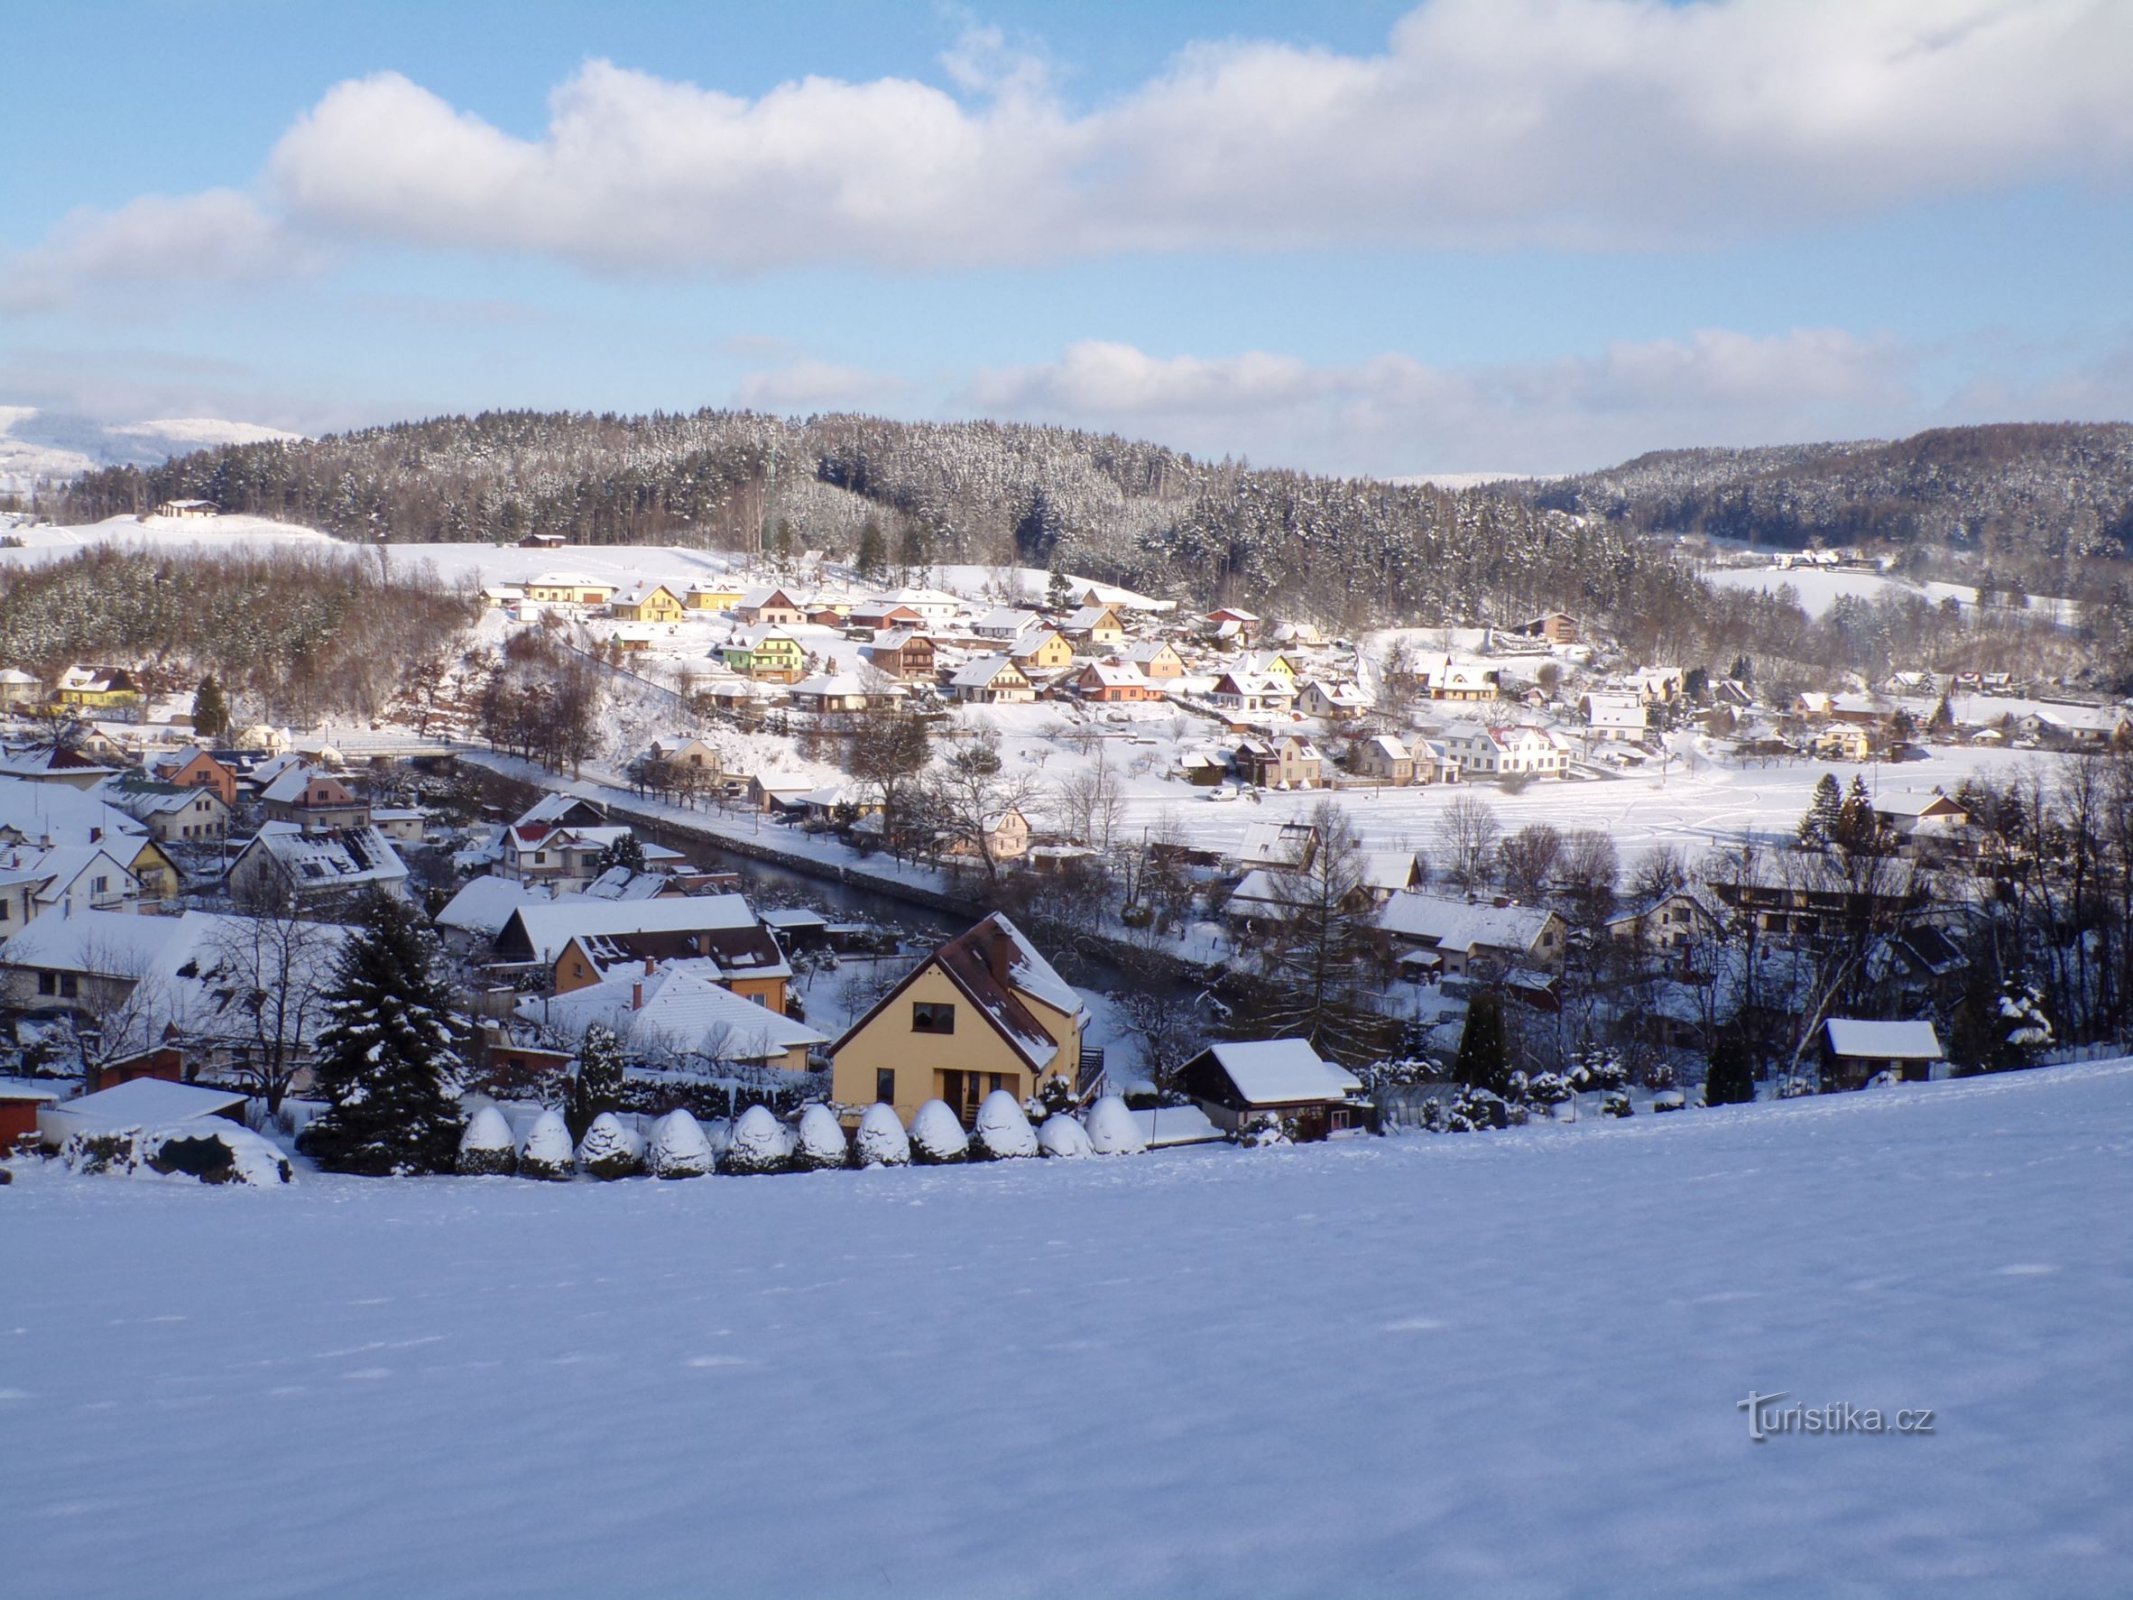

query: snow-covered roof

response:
[1376,891,1555,956]
[41,1077,248,1130]
[500,892,758,961]
[949,655,1025,689]
[524,968,825,1062]
[434,874,551,936]
[1825,1019,1943,1060]
[1198,1039,1362,1105]
[241,822,407,889]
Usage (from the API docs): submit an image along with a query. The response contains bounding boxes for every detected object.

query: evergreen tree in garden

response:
[855,518,888,585]
[1046,561,1073,613]
[304,891,467,1175]
[191,674,229,740]
[569,1024,626,1140]
[1798,773,1843,849]
[593,832,645,876]
[1928,696,1956,738]
[1703,1033,1755,1106]
[1453,989,1509,1096]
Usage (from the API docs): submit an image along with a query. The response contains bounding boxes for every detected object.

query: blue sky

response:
[4,0,2131,475]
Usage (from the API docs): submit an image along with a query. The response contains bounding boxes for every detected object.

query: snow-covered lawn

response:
[5,1061,2130,1598]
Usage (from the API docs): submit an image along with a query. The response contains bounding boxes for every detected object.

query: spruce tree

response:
[569,1023,626,1140]
[304,890,467,1175]
[855,518,888,584]
[1046,562,1073,612]
[593,832,646,876]
[1704,1033,1755,1105]
[1453,989,1509,1096]
[1928,697,1956,738]
[1799,773,1843,849]
[191,675,229,740]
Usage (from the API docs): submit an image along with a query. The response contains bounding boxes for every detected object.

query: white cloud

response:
[970,329,1946,473]
[0,189,313,311]
[237,0,2133,272]
[736,359,906,410]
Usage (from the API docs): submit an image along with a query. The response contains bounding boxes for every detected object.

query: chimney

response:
[645,956,656,976]
[987,924,1012,985]
[631,981,644,1011]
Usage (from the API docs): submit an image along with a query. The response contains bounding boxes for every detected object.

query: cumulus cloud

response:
[970,329,1937,473]
[234,0,2133,273]
[0,189,314,311]
[736,359,907,410]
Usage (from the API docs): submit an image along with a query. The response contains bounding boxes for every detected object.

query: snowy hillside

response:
[0,511,343,568]
[4,1060,2129,1597]
[0,405,300,490]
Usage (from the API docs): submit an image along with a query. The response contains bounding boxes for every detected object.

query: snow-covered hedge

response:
[1082,1095,1147,1156]
[61,1124,292,1186]
[908,1100,968,1165]
[854,1103,910,1167]
[647,1110,714,1179]
[722,1105,795,1175]
[518,1110,576,1180]
[1236,1111,1292,1149]
[1037,1113,1093,1159]
[969,1090,1037,1160]
[791,1104,850,1171]
[457,1106,518,1176]
[575,1113,645,1179]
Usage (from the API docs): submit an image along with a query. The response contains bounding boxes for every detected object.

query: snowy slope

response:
[0,512,343,568]
[4,1060,2130,1598]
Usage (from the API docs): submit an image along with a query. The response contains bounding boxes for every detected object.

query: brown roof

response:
[831,913,1069,1071]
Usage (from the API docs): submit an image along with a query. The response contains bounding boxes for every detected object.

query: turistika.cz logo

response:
[1738,1391,1936,1442]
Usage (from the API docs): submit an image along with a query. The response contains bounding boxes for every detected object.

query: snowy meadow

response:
[5,1060,2130,1599]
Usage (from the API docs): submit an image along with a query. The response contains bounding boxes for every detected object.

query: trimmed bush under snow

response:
[722,1105,794,1175]
[575,1113,645,1180]
[970,1090,1038,1160]
[647,1110,714,1179]
[1037,1113,1094,1159]
[457,1107,517,1176]
[1082,1095,1148,1156]
[62,1124,293,1186]
[518,1110,575,1180]
[792,1104,850,1171]
[854,1103,911,1168]
[908,1100,969,1165]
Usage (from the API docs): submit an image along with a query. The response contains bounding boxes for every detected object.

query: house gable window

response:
[911,1001,956,1035]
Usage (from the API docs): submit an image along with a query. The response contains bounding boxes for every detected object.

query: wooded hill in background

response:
[49,410,1684,634]
[1523,423,2133,568]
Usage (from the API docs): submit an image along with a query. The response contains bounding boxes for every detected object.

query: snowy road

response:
[4,1061,2130,1598]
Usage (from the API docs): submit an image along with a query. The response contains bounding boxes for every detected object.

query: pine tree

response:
[191,674,229,740]
[855,518,888,584]
[1453,989,1508,1096]
[304,890,468,1175]
[593,832,646,876]
[1928,697,1955,738]
[1046,562,1072,613]
[1703,1033,1755,1105]
[1799,773,1843,848]
[570,1023,626,1140]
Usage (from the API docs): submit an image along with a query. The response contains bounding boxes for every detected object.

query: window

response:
[38,971,56,995]
[911,1001,955,1035]
[751,993,766,1006]
[92,876,108,893]
[61,974,78,998]
[875,1069,895,1104]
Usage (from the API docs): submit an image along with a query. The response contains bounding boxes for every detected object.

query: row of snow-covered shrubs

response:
[457,1090,1152,1180]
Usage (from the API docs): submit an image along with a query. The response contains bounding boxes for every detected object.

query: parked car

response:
[1206,784,1239,802]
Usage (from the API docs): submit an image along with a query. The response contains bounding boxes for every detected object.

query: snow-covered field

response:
[4,1060,2129,1598]
[1703,563,2080,625]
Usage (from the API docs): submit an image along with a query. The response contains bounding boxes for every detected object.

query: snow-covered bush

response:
[1523,1072,1573,1106]
[1567,1048,1629,1093]
[1236,1111,1293,1149]
[518,1110,576,1180]
[575,1113,644,1179]
[456,1106,517,1176]
[854,1103,911,1167]
[907,1100,969,1165]
[722,1105,794,1175]
[1081,1094,1147,1156]
[60,1125,293,1186]
[1600,1091,1634,1118]
[647,1110,714,1178]
[969,1090,1037,1160]
[1037,1113,1094,1159]
[1439,1087,1509,1132]
[791,1104,850,1171]
[1652,1089,1686,1113]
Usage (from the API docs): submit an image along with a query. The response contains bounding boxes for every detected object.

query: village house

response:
[971,607,1043,641]
[1121,640,1187,679]
[942,806,1033,866]
[1233,735,1324,789]
[1441,725,1569,779]
[788,673,882,715]
[869,587,963,627]
[721,629,807,683]
[1296,679,1371,720]
[260,767,371,833]
[1419,656,1501,702]
[644,733,721,774]
[0,842,141,928]
[848,600,925,632]
[684,580,745,613]
[1178,1039,1367,1141]
[226,823,409,908]
[1351,733,1415,785]
[2018,705,2131,748]
[610,583,686,624]
[861,629,938,682]
[746,772,816,813]
[146,746,239,807]
[1635,667,1687,705]
[0,669,42,709]
[523,573,617,607]
[1580,692,1649,743]
[1060,603,1127,649]
[1202,607,1262,645]
[53,666,142,716]
[104,777,230,844]
[946,655,1036,704]
[1375,891,1566,978]
[1871,790,1969,845]
[1072,662,1163,703]
[153,498,218,519]
[736,587,807,627]
[0,745,123,790]
[1514,611,1581,645]
[1008,630,1076,673]
[1208,672,1296,718]
[829,913,1087,1127]
[548,915,792,1010]
[519,966,824,1076]
[1236,820,1319,873]
[1606,889,1725,952]
[1811,724,1873,761]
